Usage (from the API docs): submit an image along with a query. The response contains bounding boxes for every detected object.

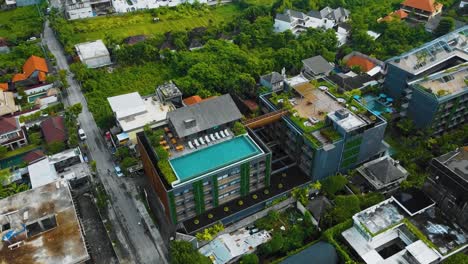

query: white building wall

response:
[67,6,94,20]
[83,55,112,68]
[274,20,292,33]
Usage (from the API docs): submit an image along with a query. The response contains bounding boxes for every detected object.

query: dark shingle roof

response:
[307,10,322,19]
[261,72,284,84]
[167,94,242,138]
[307,196,332,223]
[275,13,292,22]
[365,158,407,184]
[302,55,333,75]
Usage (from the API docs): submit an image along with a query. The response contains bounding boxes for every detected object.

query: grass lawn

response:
[65,4,241,46]
[81,62,172,128]
[0,6,43,42]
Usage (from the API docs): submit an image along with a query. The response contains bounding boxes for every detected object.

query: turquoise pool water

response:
[170,136,262,182]
[362,95,393,115]
[27,92,46,103]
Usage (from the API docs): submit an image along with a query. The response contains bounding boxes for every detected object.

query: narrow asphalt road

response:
[42,21,167,264]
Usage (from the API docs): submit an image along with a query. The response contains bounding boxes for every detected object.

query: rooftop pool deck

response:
[169,135,263,183]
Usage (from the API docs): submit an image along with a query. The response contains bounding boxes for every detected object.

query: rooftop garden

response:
[144,126,177,184]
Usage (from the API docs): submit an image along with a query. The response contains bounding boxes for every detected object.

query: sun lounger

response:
[194,139,200,147]
[176,145,184,151]
[188,141,194,149]
[205,135,210,143]
[210,134,216,141]
[224,129,229,136]
[200,137,205,144]
[215,132,221,139]
[220,131,226,138]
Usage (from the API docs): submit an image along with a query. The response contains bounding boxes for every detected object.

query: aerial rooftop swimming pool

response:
[169,135,262,183]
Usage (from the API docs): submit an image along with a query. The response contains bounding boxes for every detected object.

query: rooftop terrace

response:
[0,180,89,264]
[435,146,468,183]
[387,26,468,75]
[355,200,405,235]
[289,82,343,121]
[411,64,468,97]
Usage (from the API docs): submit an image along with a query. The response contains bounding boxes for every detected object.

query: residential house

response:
[336,23,351,47]
[401,0,443,21]
[75,40,111,68]
[302,55,334,79]
[378,9,409,22]
[0,91,19,116]
[0,117,27,150]
[28,147,90,189]
[356,155,409,194]
[12,55,49,87]
[423,146,468,229]
[384,26,468,134]
[108,91,175,144]
[307,6,350,30]
[65,0,112,20]
[343,51,384,77]
[274,7,350,34]
[40,116,67,144]
[260,71,285,92]
[274,9,310,34]
[0,180,90,264]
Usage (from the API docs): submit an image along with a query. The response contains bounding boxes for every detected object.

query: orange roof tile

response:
[346,56,376,72]
[0,83,8,91]
[394,9,408,19]
[183,95,203,106]
[38,71,47,82]
[12,73,27,83]
[23,55,48,77]
[402,0,441,13]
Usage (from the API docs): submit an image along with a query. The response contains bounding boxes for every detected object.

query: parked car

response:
[114,166,124,177]
[78,128,87,140]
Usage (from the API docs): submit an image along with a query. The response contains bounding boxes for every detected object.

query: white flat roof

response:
[113,94,173,132]
[108,92,147,119]
[28,158,58,189]
[75,40,109,60]
[406,240,440,264]
[286,74,309,87]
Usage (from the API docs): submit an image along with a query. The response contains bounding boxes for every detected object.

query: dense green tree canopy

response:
[170,241,211,264]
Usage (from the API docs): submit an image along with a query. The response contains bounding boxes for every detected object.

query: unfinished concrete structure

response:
[0,180,90,264]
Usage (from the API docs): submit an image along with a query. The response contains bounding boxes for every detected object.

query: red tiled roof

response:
[23,150,45,164]
[346,56,376,72]
[243,99,259,111]
[183,95,203,106]
[394,9,409,19]
[0,83,8,91]
[402,0,441,13]
[40,116,66,144]
[0,117,18,134]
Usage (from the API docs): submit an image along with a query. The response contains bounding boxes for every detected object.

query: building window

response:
[203,181,210,186]
[183,189,189,194]
[217,174,228,181]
